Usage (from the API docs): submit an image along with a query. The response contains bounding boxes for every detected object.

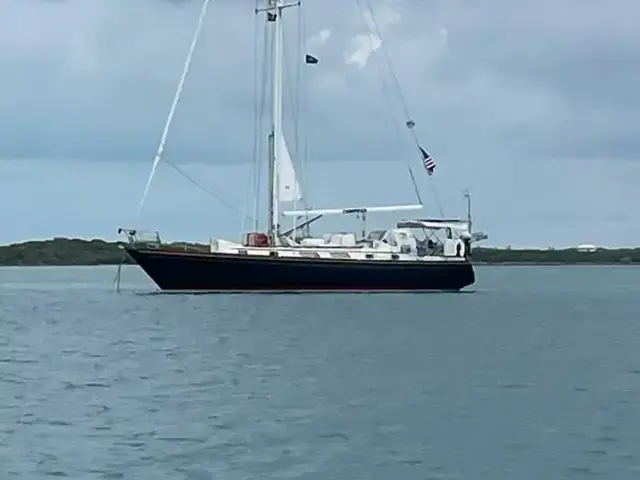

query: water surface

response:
[1,265,640,479]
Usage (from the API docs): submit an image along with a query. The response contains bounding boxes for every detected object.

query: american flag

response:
[419,146,435,176]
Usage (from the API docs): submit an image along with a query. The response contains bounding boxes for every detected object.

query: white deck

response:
[210,225,471,262]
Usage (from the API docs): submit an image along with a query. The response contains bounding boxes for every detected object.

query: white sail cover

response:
[276,132,302,203]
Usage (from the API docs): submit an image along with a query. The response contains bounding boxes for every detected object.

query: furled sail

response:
[276,131,302,203]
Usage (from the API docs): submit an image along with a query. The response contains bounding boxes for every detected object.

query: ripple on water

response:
[2,266,640,479]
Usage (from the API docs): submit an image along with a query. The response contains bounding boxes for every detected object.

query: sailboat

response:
[119,0,479,292]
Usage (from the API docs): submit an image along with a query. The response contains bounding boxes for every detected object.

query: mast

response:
[270,0,283,245]
[267,130,275,242]
[261,0,298,245]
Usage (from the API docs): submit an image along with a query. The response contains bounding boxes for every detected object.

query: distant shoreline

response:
[473,262,640,266]
[0,238,638,267]
[2,263,637,268]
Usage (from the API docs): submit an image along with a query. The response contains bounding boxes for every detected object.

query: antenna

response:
[408,165,423,205]
[463,189,472,235]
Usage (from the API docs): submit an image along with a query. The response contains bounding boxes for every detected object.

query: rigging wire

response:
[280,11,308,236]
[298,5,308,192]
[131,0,256,243]
[289,9,300,236]
[294,5,308,234]
[242,1,267,236]
[135,0,213,222]
[294,6,303,213]
[296,3,312,220]
[355,0,445,218]
[299,7,313,236]
[353,0,421,210]
[253,16,272,231]
[164,160,254,222]
[241,2,260,238]
[277,6,311,238]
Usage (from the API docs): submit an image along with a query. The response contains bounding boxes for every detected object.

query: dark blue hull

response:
[125,247,475,292]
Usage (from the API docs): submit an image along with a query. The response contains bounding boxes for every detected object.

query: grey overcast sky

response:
[0,0,638,246]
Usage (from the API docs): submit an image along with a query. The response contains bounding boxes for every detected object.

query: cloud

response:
[0,0,639,245]
[343,0,403,68]
[308,29,331,48]
[362,1,402,30]
[2,0,637,163]
[344,33,382,68]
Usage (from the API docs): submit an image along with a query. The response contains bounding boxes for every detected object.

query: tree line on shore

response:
[0,237,638,266]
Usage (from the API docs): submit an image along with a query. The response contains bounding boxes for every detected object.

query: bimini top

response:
[396,218,469,230]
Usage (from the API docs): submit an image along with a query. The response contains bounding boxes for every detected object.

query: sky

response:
[0,0,638,247]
